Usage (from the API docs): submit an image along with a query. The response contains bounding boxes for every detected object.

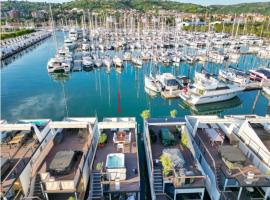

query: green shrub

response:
[160,154,173,176]
[99,133,107,144]
[170,109,177,118]
[141,109,150,120]
[181,131,188,147]
[96,162,104,171]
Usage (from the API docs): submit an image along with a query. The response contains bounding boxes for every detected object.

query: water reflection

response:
[180,97,242,115]
[50,73,70,83]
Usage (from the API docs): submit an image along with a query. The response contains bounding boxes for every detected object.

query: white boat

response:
[94,58,103,68]
[179,72,244,105]
[123,52,132,61]
[131,57,143,67]
[113,56,123,67]
[82,43,90,51]
[47,57,71,73]
[82,56,93,67]
[144,75,162,93]
[64,38,76,50]
[219,67,249,85]
[68,29,78,41]
[103,56,112,68]
[249,67,270,82]
[156,73,180,91]
[56,48,73,61]
[263,86,270,96]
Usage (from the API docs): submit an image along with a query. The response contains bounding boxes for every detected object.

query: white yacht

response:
[68,29,78,41]
[82,43,90,51]
[156,73,180,91]
[219,67,249,85]
[179,72,244,105]
[263,86,270,96]
[47,57,72,73]
[82,56,93,68]
[103,56,112,68]
[64,38,76,50]
[56,47,73,61]
[113,56,123,67]
[144,75,162,93]
[123,52,132,61]
[131,56,143,67]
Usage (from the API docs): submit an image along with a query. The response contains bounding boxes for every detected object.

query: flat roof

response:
[148,123,205,189]
[92,128,140,192]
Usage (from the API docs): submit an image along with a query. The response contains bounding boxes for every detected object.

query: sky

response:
[8,0,270,5]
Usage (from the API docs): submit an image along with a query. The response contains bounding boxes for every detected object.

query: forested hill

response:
[1,0,270,16]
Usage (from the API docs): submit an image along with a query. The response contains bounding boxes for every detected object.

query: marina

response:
[1,31,270,123]
[1,31,52,61]
[1,1,270,199]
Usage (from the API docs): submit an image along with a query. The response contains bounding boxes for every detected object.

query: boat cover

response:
[49,151,75,175]
[163,148,185,169]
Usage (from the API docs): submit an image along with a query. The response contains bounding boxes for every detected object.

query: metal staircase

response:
[88,171,103,199]
[33,174,45,200]
[153,168,163,194]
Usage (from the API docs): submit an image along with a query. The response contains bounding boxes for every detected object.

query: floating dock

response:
[1,32,51,61]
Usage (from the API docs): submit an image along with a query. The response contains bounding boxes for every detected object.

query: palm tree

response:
[140,109,150,120]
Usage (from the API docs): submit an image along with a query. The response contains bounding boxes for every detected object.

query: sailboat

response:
[144,54,162,93]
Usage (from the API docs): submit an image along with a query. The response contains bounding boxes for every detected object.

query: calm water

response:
[2,32,270,124]
[1,31,270,199]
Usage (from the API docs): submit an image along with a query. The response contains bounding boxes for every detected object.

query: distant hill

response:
[209,2,270,15]
[1,0,270,17]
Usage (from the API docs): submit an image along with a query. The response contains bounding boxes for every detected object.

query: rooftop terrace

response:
[92,128,140,193]
[148,123,205,189]
[195,123,270,188]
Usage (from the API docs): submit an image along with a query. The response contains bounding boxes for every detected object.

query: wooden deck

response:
[149,124,205,188]
[92,128,140,192]
[1,132,38,194]
[196,128,270,187]
[38,128,91,181]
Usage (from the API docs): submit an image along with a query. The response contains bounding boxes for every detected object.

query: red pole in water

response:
[117,89,121,113]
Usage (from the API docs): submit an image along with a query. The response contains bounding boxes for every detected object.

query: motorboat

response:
[123,52,132,61]
[249,67,270,82]
[144,75,162,93]
[219,67,249,85]
[113,56,123,67]
[156,73,180,91]
[131,57,143,67]
[103,56,112,68]
[47,57,72,73]
[179,72,244,105]
[64,38,76,50]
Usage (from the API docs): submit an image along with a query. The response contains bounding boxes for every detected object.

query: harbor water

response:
[1,32,270,199]
[2,32,270,124]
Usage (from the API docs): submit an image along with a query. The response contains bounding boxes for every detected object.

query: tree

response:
[160,154,173,176]
[140,109,150,120]
[170,109,177,118]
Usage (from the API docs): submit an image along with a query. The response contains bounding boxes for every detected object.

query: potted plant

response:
[98,133,107,148]
[67,196,75,200]
[160,154,173,177]
[96,162,104,172]
[180,131,188,147]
